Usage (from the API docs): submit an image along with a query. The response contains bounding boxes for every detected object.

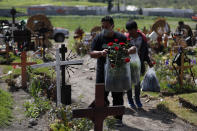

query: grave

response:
[72,83,125,131]
[31,47,83,106]
[12,51,36,88]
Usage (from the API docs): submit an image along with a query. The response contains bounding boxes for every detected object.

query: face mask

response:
[102,29,111,37]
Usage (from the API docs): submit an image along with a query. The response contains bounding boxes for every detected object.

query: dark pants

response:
[127,82,141,102]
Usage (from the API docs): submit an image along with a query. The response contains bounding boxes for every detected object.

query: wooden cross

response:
[12,51,36,88]
[173,52,193,87]
[72,83,125,131]
[170,47,193,87]
[31,48,83,106]
[0,43,11,64]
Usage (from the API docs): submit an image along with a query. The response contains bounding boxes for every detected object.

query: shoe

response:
[128,99,136,109]
[114,119,123,127]
[135,99,142,108]
[128,102,136,109]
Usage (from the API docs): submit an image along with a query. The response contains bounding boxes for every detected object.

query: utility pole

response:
[107,0,113,13]
[117,0,120,12]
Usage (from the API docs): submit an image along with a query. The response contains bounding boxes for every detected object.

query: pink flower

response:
[108,42,113,46]
[125,57,130,63]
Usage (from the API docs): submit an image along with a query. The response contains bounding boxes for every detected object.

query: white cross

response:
[31,49,83,106]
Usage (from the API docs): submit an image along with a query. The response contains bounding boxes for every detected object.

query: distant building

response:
[142,8,194,18]
[27,5,108,16]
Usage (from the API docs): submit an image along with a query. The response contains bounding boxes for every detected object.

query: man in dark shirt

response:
[89,16,136,126]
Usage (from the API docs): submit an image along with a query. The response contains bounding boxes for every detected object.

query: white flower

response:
[8,71,13,75]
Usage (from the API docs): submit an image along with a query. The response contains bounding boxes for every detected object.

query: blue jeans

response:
[127,82,141,103]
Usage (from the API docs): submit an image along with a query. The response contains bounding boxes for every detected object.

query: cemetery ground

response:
[0,15,197,130]
[0,41,197,131]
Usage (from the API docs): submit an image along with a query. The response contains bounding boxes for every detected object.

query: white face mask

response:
[102,28,111,37]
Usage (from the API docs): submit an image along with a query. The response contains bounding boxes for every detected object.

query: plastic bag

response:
[141,67,160,92]
[130,52,141,84]
[105,57,131,92]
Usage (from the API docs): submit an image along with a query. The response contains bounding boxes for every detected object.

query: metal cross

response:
[31,48,83,106]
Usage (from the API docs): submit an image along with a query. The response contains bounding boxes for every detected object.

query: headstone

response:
[72,83,125,131]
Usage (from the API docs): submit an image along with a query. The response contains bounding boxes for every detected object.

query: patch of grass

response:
[157,96,197,126]
[179,93,197,107]
[141,91,160,98]
[0,0,106,8]
[0,88,13,127]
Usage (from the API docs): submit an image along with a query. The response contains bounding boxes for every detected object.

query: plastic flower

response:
[108,42,113,46]
[125,57,130,63]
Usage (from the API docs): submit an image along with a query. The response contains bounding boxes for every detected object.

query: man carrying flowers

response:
[89,16,136,127]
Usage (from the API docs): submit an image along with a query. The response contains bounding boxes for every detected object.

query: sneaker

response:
[128,102,136,109]
[135,99,142,108]
[114,120,123,127]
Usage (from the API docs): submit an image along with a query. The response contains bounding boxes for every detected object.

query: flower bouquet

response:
[103,39,131,92]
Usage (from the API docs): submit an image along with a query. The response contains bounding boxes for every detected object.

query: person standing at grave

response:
[125,20,153,109]
[89,16,136,126]
[175,21,193,46]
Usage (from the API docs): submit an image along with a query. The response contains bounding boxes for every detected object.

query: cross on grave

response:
[30,48,83,106]
[173,52,193,87]
[12,51,36,88]
[0,43,12,64]
[170,47,193,87]
[72,83,125,131]
[59,44,72,105]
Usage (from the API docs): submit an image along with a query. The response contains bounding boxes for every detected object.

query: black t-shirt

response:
[91,31,127,83]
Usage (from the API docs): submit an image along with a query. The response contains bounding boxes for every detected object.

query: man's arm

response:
[89,49,108,58]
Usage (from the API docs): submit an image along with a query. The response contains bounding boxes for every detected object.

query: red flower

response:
[12,65,16,69]
[108,42,113,46]
[125,57,130,63]
[127,37,131,41]
[111,63,115,68]
[152,61,156,65]
[114,46,119,51]
[114,39,118,42]
[119,42,125,45]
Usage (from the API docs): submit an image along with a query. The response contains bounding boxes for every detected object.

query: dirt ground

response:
[0,43,197,131]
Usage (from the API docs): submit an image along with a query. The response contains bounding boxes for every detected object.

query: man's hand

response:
[100,49,108,57]
[149,62,154,68]
[127,46,136,54]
